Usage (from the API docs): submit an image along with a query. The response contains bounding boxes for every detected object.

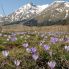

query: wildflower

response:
[10,37,17,42]
[0,33,2,37]
[32,54,39,61]
[7,38,10,41]
[22,43,29,48]
[48,61,56,69]
[8,35,11,38]
[59,38,63,42]
[64,45,69,52]
[2,50,9,57]
[65,38,69,43]
[63,37,68,42]
[50,37,58,44]
[30,47,37,53]
[14,60,21,66]
[43,44,50,51]
[39,42,43,46]
[26,48,31,53]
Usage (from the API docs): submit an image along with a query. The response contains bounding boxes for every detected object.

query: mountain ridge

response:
[0,1,69,26]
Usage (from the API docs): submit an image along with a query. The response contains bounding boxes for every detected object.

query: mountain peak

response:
[27,2,34,6]
[26,2,34,8]
[54,0,65,3]
[51,0,66,5]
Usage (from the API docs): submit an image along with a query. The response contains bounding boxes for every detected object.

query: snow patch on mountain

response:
[64,10,68,19]
[54,1,65,3]
[65,2,69,7]
[56,8,63,12]
[37,4,49,12]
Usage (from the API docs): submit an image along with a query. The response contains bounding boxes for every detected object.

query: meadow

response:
[0,30,69,69]
[2,25,69,32]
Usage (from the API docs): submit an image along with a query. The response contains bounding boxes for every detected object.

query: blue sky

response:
[0,0,69,16]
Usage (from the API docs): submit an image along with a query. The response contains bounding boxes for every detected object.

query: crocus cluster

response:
[26,47,38,61]
[0,31,69,68]
[50,37,58,44]
[43,44,50,51]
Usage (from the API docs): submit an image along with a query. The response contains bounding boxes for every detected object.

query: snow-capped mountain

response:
[31,1,69,26]
[0,1,69,26]
[7,3,49,22]
[37,1,69,19]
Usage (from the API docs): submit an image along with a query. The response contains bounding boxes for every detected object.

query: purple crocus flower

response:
[43,44,50,51]
[50,37,58,44]
[63,37,67,42]
[48,61,56,69]
[10,36,17,42]
[32,54,39,61]
[22,43,29,48]
[30,47,37,53]
[64,37,69,43]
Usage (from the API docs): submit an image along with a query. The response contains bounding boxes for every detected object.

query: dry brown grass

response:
[2,24,69,32]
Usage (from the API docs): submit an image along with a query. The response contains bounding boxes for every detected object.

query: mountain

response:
[31,1,69,26]
[36,1,69,20]
[0,1,69,26]
[7,3,49,22]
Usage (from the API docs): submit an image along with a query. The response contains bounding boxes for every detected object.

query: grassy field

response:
[0,25,69,69]
[2,25,69,32]
[0,30,69,69]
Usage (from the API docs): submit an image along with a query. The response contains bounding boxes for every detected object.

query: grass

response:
[0,30,69,69]
[2,25,69,32]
